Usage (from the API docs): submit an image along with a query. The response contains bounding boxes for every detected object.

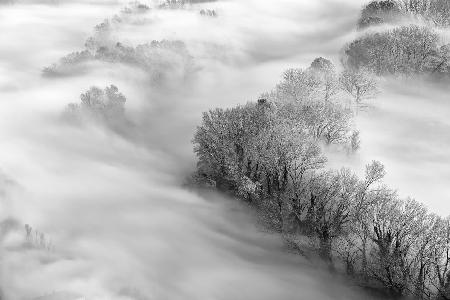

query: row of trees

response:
[43,6,194,85]
[44,39,193,83]
[192,60,450,299]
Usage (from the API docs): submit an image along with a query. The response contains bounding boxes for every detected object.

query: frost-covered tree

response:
[193,101,274,192]
[309,57,340,102]
[292,169,360,264]
[339,69,378,105]
[272,68,322,103]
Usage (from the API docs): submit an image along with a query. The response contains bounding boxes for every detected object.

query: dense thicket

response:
[193,58,450,299]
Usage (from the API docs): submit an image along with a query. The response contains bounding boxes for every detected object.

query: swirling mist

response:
[0,0,448,299]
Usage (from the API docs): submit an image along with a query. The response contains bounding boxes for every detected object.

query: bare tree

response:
[339,69,378,106]
[309,57,340,102]
[410,213,439,299]
[348,161,386,279]
[274,68,322,103]
[248,122,326,230]
[304,169,360,265]
[276,100,355,148]
[429,217,450,299]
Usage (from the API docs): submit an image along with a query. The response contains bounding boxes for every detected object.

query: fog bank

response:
[1,0,448,299]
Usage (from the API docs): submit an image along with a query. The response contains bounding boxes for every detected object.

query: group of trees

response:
[43,6,194,85]
[347,1,450,78]
[45,37,193,84]
[192,57,450,299]
[192,96,450,300]
[358,0,450,28]
[200,9,217,17]
[95,40,193,83]
[265,57,378,109]
[343,24,450,77]
[64,85,128,129]
[193,58,367,212]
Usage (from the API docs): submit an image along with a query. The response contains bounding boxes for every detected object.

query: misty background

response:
[0,0,449,299]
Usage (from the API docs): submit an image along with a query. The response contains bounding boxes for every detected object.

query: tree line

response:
[192,58,450,299]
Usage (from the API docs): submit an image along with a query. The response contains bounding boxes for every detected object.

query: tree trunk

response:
[319,230,334,270]
[361,234,368,281]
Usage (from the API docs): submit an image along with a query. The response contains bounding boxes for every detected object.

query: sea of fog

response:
[0,0,449,299]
